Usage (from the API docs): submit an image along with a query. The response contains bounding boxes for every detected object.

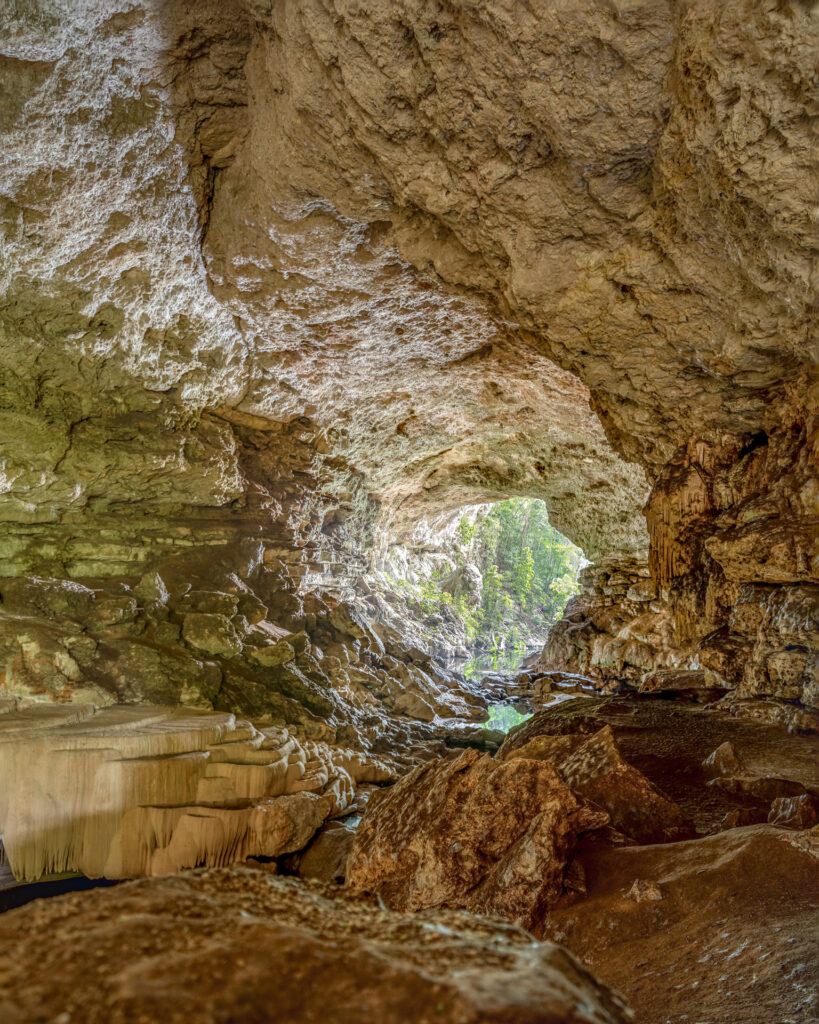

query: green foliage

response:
[385,498,583,656]
[457,515,478,547]
[470,498,583,650]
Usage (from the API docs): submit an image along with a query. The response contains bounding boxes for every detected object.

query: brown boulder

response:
[347,748,606,928]
[558,727,686,844]
[0,868,633,1024]
[503,723,685,844]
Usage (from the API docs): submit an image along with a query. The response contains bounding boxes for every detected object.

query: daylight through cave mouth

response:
[1,4,816,1023]
[369,498,586,671]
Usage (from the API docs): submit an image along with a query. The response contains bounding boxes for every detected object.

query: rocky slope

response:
[343,693,819,1024]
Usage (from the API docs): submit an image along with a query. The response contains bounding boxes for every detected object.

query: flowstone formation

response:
[1,2,817,1022]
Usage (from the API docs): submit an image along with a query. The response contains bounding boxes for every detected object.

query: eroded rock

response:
[0,868,633,1024]
[347,748,606,928]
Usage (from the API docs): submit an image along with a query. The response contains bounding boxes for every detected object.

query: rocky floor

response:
[341,693,819,1024]
[544,825,818,1024]
[2,690,816,1024]
[0,867,631,1024]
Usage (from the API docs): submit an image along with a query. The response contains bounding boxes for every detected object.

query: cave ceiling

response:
[1,0,815,568]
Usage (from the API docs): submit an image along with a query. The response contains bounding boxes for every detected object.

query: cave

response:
[0,2,816,1023]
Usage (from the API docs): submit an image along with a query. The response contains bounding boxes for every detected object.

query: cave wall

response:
[541,410,818,706]
[0,0,816,716]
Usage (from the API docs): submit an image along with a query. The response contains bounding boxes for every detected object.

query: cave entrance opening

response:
[374,497,586,672]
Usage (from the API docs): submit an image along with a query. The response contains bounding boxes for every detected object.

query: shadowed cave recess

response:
[0,2,817,1023]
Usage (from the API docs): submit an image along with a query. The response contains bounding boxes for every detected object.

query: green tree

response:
[513,546,535,609]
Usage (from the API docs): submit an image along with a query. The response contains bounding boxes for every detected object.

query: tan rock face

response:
[0,2,816,711]
[0,868,633,1024]
[543,422,818,705]
[346,692,818,987]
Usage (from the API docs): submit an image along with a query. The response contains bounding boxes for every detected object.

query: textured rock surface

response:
[0,867,633,1024]
[1,0,816,713]
[347,747,607,928]
[345,694,818,1023]
[542,825,819,1024]
[0,0,647,571]
[498,695,819,836]
[0,558,488,750]
[0,701,392,882]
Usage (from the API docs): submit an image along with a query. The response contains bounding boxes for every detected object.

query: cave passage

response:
[369,497,586,668]
[0,2,816,1023]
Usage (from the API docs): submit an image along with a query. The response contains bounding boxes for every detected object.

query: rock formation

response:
[347,746,608,928]
[0,1,817,1021]
[345,693,818,1022]
[1,0,815,711]
[0,700,394,882]
[542,824,819,1024]
[0,867,633,1024]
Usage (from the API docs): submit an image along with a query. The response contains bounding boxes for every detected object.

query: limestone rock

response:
[0,0,816,716]
[250,639,296,668]
[347,748,607,928]
[542,825,819,1024]
[767,794,818,830]
[558,727,685,844]
[391,690,435,722]
[441,563,483,607]
[182,612,242,657]
[0,868,633,1024]
[0,703,391,882]
[702,741,743,777]
[498,695,819,838]
[283,819,356,883]
[133,572,169,606]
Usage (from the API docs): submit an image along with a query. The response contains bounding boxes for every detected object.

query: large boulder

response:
[347,748,606,928]
[0,868,633,1024]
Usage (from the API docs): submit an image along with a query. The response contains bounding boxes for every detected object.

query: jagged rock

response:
[390,690,436,722]
[640,668,716,695]
[0,703,391,883]
[503,724,684,844]
[502,733,587,767]
[250,639,296,668]
[441,563,483,607]
[133,572,169,605]
[558,727,685,844]
[181,612,242,657]
[0,868,633,1024]
[347,748,607,928]
[625,879,663,903]
[767,794,817,829]
[702,740,743,776]
[498,695,819,837]
[178,590,239,616]
[283,819,357,883]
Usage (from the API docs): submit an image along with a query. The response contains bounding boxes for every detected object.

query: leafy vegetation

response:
[466,498,584,652]
[384,498,584,656]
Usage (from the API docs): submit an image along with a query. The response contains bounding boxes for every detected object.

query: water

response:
[454,648,535,680]
[483,703,532,732]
